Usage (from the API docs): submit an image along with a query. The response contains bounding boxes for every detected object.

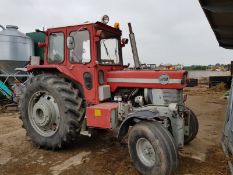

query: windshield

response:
[98,38,121,65]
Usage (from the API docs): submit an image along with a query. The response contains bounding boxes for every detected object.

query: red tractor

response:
[19,16,198,175]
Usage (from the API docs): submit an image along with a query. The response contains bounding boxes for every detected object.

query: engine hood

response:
[106,70,187,91]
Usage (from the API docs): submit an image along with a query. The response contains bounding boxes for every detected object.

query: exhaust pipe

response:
[128,23,140,69]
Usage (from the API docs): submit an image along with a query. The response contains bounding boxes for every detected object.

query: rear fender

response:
[28,67,85,99]
[117,110,164,141]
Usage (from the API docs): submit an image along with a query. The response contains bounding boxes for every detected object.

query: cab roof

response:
[46,21,122,36]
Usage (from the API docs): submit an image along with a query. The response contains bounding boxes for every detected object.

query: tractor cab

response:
[28,20,126,105]
[34,21,124,68]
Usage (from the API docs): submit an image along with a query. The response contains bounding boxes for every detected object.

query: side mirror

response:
[121,38,128,47]
[67,36,75,50]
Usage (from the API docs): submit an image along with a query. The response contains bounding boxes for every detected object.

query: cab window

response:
[48,32,64,63]
[69,30,91,63]
[99,38,120,64]
[97,31,122,65]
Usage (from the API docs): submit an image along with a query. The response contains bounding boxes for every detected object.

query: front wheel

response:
[184,107,199,144]
[128,121,178,175]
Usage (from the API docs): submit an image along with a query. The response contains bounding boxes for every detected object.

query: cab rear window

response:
[48,32,64,63]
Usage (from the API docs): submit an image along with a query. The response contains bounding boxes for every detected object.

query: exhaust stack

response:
[128,23,140,69]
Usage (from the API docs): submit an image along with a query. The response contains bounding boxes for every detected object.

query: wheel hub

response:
[136,138,157,167]
[32,97,57,127]
[28,92,60,137]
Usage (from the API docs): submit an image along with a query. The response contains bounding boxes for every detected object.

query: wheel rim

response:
[136,138,158,167]
[28,91,60,137]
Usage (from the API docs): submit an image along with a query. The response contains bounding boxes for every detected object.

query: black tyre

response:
[184,107,199,144]
[128,121,178,175]
[19,74,85,149]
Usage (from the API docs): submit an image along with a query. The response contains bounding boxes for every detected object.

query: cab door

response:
[66,25,99,105]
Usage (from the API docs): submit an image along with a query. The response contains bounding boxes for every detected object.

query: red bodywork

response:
[27,22,187,128]
[86,102,118,128]
[107,70,186,92]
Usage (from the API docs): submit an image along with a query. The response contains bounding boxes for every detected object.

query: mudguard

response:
[117,110,163,141]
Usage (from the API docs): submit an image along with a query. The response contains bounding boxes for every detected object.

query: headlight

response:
[101,15,109,24]
[168,103,178,112]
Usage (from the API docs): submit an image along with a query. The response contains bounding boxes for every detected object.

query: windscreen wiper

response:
[103,40,110,57]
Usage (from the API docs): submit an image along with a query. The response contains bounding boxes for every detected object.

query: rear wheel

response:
[128,121,178,175]
[19,74,85,149]
[184,107,199,144]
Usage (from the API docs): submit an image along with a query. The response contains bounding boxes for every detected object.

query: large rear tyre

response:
[184,107,199,144]
[19,74,85,149]
[128,121,178,175]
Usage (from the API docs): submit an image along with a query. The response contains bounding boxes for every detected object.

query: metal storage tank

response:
[0,25,34,74]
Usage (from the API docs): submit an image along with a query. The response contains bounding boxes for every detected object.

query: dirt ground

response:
[0,86,230,175]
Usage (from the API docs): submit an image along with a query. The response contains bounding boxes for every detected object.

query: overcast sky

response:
[1,0,232,66]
